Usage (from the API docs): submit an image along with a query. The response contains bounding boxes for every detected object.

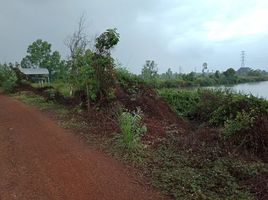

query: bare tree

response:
[64,13,91,96]
[65,13,89,61]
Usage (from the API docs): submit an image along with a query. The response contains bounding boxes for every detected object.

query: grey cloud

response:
[0,0,267,73]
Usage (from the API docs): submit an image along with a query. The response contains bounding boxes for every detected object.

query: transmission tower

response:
[241,51,246,68]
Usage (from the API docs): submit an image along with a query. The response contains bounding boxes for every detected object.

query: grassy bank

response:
[11,88,268,200]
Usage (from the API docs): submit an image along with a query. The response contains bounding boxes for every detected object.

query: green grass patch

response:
[148,144,267,200]
[12,91,55,110]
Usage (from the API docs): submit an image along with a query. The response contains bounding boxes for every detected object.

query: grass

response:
[12,91,56,110]
[112,109,148,164]
[31,81,71,97]
[148,145,265,200]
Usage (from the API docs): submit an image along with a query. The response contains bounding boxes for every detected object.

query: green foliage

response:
[141,60,158,84]
[21,39,52,68]
[21,39,65,79]
[160,88,268,124]
[0,64,18,93]
[149,67,268,89]
[223,68,236,78]
[149,145,261,200]
[159,88,268,153]
[115,108,147,153]
[116,67,143,95]
[158,89,200,118]
[13,91,55,110]
[223,111,255,138]
[95,28,120,55]
[67,28,120,104]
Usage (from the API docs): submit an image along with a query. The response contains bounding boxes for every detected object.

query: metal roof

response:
[19,68,49,75]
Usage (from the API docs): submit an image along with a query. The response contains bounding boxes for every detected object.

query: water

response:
[209,81,268,100]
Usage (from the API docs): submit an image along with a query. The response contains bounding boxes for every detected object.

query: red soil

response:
[0,94,165,200]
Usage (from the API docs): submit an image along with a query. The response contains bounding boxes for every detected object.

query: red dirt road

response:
[0,94,164,200]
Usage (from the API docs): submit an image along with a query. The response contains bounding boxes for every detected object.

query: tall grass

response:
[115,108,147,153]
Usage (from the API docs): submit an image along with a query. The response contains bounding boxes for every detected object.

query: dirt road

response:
[0,94,164,200]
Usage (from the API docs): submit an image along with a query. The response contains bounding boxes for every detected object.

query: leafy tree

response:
[93,28,120,102]
[248,69,262,77]
[182,72,195,82]
[21,56,32,69]
[141,60,158,82]
[165,68,173,80]
[21,39,51,68]
[66,26,120,106]
[95,28,120,55]
[215,70,220,79]
[21,39,64,78]
[223,68,236,78]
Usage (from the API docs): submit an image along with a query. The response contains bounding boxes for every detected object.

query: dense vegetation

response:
[140,60,268,88]
[159,89,268,156]
[0,63,18,93]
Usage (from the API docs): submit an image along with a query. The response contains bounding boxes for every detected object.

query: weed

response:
[115,108,147,152]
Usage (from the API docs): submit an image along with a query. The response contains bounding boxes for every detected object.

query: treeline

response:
[138,60,268,88]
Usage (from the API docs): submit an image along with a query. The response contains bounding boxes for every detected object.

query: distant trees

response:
[141,60,158,82]
[165,68,173,80]
[214,70,220,79]
[202,62,208,75]
[223,68,236,78]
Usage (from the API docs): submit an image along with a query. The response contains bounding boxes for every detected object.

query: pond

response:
[209,81,268,99]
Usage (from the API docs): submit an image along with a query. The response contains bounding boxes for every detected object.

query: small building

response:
[19,67,50,84]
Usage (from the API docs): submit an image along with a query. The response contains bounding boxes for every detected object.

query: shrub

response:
[0,64,18,93]
[158,89,200,118]
[223,110,254,139]
[115,67,143,95]
[115,108,147,153]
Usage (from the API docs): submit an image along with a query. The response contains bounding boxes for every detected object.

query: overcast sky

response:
[1,0,268,73]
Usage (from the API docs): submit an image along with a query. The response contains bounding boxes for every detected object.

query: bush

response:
[223,110,254,138]
[159,88,268,155]
[158,89,200,118]
[115,67,143,95]
[115,108,147,153]
[0,64,18,93]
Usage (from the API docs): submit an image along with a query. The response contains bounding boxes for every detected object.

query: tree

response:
[202,62,208,75]
[22,39,51,68]
[95,28,120,55]
[141,60,158,81]
[223,68,236,78]
[20,39,63,77]
[165,68,173,80]
[50,52,68,81]
[64,14,90,95]
[93,28,120,102]
[65,14,89,74]
[215,70,220,79]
